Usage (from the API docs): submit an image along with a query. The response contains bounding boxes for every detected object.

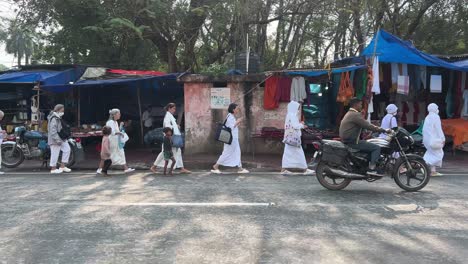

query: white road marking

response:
[42,202,274,207]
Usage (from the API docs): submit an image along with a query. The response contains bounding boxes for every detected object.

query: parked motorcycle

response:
[1,126,82,169]
[312,127,430,192]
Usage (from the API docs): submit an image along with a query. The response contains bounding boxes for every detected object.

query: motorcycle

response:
[1,126,82,169]
[312,127,430,192]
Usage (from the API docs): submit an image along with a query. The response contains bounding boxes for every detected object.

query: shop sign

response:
[211,88,231,109]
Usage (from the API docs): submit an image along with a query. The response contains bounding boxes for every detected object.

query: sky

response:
[0,0,17,68]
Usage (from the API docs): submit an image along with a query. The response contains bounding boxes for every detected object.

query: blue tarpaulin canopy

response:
[362,30,468,72]
[0,69,78,85]
[286,65,366,77]
[41,73,178,93]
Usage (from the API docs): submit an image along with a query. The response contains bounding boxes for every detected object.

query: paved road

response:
[1,171,467,264]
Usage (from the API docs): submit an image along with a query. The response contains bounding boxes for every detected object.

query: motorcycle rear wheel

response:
[315,163,352,190]
[393,157,430,192]
[1,145,25,168]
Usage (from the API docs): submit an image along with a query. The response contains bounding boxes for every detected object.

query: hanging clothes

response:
[423,104,445,168]
[430,75,442,93]
[420,66,427,90]
[337,71,354,104]
[356,69,367,99]
[397,75,410,95]
[402,64,408,76]
[371,56,381,94]
[276,76,292,102]
[290,77,307,103]
[391,63,400,93]
[412,64,421,91]
[367,95,374,122]
[264,76,280,109]
[382,63,392,94]
[463,89,468,117]
[445,71,455,118]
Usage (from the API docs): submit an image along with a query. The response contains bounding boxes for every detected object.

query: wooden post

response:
[137,86,144,145]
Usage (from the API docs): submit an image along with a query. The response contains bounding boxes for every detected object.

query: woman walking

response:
[281,101,314,175]
[423,103,445,177]
[98,109,134,173]
[151,103,191,174]
[48,104,72,174]
[211,103,249,174]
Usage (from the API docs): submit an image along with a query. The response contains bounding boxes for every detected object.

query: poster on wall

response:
[211,88,231,109]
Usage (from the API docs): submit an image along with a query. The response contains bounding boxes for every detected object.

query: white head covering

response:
[428,103,439,115]
[286,101,300,123]
[386,104,398,115]
[109,108,120,120]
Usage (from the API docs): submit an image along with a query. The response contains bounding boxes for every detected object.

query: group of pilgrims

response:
[13,98,444,176]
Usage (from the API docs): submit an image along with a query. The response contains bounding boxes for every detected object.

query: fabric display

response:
[397,75,409,95]
[391,63,400,93]
[336,71,354,104]
[367,95,374,122]
[371,56,381,94]
[445,71,455,118]
[463,89,468,117]
[264,76,280,109]
[276,76,292,102]
[291,77,307,103]
[430,75,442,93]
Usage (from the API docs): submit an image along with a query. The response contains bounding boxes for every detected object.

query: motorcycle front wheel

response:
[393,157,430,192]
[1,144,25,168]
[315,162,352,190]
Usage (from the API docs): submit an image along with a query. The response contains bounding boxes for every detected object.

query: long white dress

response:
[282,101,307,169]
[154,112,184,168]
[216,114,242,167]
[379,114,397,138]
[106,120,126,165]
[422,104,445,167]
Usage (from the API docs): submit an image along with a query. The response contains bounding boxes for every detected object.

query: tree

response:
[1,20,36,66]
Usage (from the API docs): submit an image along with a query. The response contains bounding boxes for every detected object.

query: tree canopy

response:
[3,0,467,72]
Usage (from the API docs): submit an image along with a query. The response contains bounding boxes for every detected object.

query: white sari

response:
[216,114,242,167]
[106,120,126,165]
[423,104,445,167]
[154,112,184,168]
[282,101,307,169]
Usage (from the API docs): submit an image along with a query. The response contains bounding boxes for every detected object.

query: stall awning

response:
[41,73,178,93]
[362,30,468,72]
[107,69,166,76]
[0,69,78,85]
[285,65,366,77]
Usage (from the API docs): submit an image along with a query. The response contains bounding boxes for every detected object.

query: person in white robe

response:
[97,109,135,174]
[151,103,191,174]
[0,110,5,174]
[211,103,249,174]
[422,103,445,176]
[379,104,398,138]
[379,104,400,159]
[281,101,314,175]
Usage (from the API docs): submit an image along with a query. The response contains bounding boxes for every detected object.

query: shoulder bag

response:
[215,114,233,145]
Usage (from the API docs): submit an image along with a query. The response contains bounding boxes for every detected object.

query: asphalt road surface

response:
[1,171,467,264]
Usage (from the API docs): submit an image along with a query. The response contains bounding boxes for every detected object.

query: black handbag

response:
[215,115,233,145]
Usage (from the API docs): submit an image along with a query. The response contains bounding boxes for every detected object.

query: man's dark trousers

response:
[347,140,381,164]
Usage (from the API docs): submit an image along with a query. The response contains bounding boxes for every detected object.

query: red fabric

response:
[107,69,167,76]
[275,76,292,102]
[264,76,280,109]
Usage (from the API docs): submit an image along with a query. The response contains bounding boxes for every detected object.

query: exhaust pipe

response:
[324,166,366,179]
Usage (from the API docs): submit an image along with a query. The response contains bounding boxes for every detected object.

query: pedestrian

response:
[162,127,176,175]
[142,106,153,133]
[281,101,314,175]
[47,104,72,174]
[211,103,249,174]
[97,109,134,174]
[100,126,112,176]
[151,103,191,174]
[422,103,445,177]
[0,110,5,175]
[379,104,398,138]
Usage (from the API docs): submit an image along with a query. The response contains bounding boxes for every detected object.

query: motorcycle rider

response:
[339,98,390,174]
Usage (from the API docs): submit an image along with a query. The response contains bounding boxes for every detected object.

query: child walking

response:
[152,127,176,175]
[100,126,112,176]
